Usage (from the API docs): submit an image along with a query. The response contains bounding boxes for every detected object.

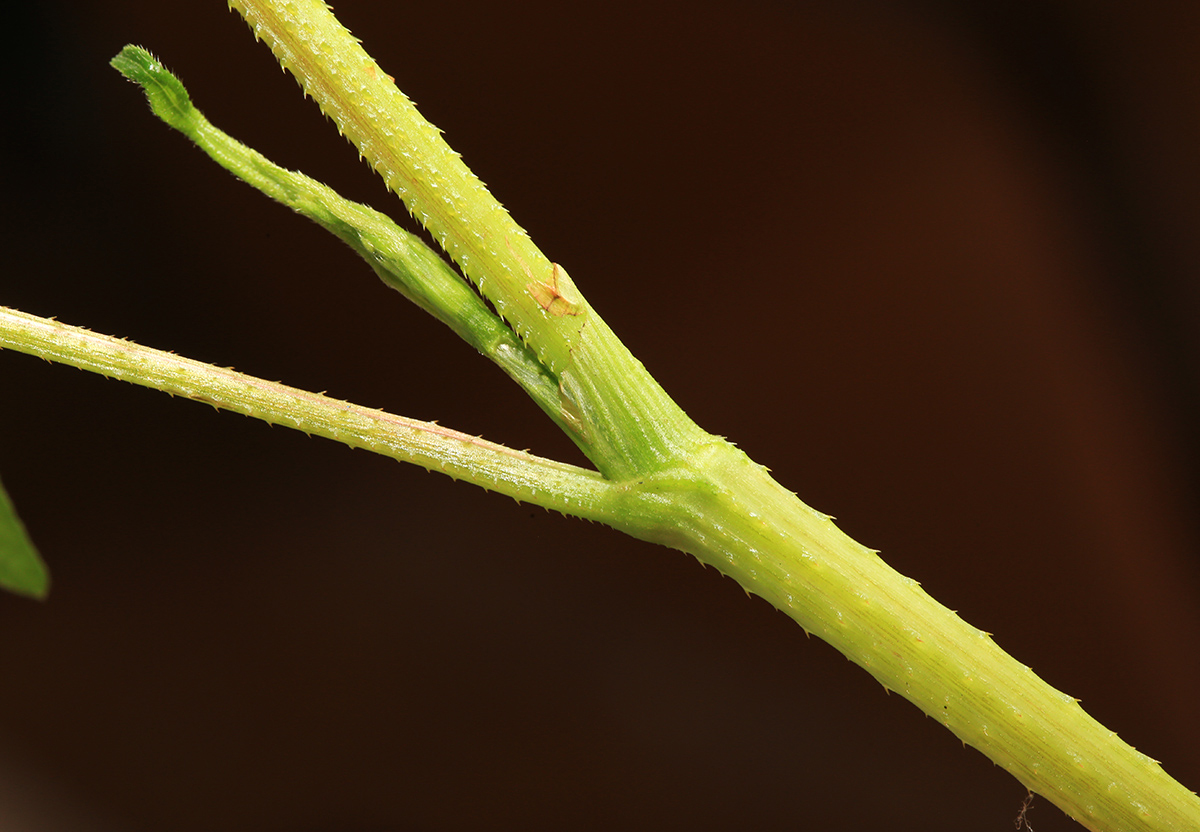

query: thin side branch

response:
[0,306,617,521]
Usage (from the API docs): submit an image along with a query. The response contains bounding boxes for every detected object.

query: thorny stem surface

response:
[0,2,1194,829]
[222,2,1200,828]
[228,0,710,484]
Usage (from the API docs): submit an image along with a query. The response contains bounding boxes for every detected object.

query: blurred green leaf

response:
[0,475,48,599]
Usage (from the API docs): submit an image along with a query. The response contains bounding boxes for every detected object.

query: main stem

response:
[611,446,1200,831]
[80,3,1194,830]
[225,1,1199,829]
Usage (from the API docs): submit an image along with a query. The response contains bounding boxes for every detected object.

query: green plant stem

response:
[228,0,709,483]
[0,474,48,599]
[215,2,1200,829]
[0,306,615,519]
[111,44,586,452]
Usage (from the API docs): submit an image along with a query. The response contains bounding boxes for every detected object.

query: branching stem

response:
[0,4,1197,830]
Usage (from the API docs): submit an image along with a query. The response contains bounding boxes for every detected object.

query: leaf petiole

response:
[0,305,618,522]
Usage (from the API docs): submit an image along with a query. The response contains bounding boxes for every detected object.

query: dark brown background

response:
[2,1,1199,830]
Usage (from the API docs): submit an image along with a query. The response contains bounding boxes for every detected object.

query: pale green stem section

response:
[215,3,1200,830]
[229,0,711,481]
[0,306,616,520]
[611,446,1200,832]
[0,474,48,599]
[48,6,1193,830]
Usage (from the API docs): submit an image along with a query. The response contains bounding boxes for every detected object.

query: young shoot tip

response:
[110,45,197,132]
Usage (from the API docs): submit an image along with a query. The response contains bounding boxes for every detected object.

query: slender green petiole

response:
[0,306,616,521]
[110,46,588,454]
